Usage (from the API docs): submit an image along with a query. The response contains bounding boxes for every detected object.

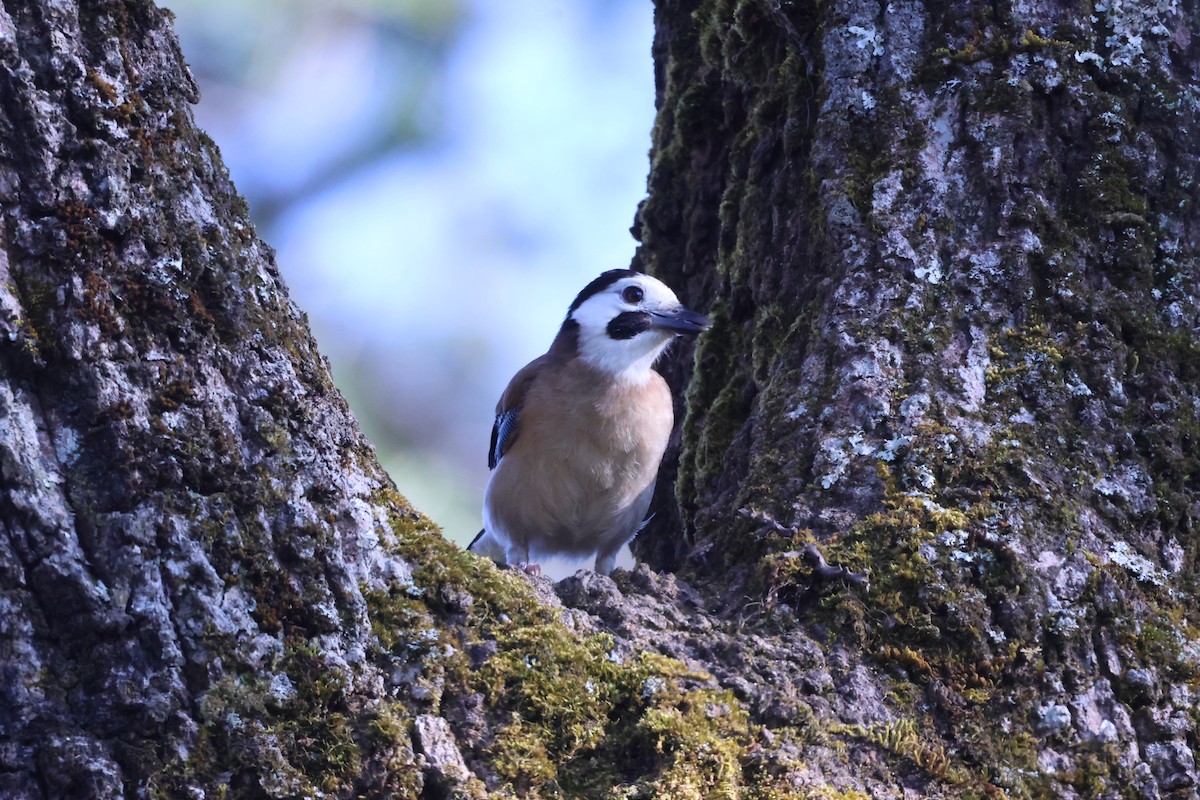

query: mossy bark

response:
[634,0,1200,796]
[0,1,433,796]
[3,0,1199,798]
[0,1,802,798]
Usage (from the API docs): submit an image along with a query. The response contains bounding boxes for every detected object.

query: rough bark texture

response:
[3,0,1199,799]
[633,0,1200,797]
[0,1,426,796]
[0,1,809,798]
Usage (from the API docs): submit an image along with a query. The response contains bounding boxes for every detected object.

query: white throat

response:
[577,328,674,382]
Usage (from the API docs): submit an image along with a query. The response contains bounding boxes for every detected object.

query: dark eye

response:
[621,285,644,304]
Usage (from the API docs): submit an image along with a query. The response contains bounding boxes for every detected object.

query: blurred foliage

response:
[164,0,464,226]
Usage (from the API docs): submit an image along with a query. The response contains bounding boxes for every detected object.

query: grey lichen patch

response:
[159,646,423,798]
[414,714,472,792]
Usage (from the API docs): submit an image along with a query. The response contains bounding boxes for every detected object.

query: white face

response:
[569,274,684,380]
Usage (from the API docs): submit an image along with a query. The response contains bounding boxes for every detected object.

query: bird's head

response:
[561,269,711,381]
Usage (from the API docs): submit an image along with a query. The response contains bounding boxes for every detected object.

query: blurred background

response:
[161,0,657,545]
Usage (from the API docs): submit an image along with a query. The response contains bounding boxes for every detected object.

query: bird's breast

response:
[540,369,673,487]
[486,365,674,550]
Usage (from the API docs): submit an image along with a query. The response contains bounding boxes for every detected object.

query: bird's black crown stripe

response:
[606,311,652,340]
[567,268,641,315]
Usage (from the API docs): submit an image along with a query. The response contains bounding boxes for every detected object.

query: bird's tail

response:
[466,529,507,563]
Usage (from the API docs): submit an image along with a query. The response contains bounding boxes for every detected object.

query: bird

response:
[468,269,711,576]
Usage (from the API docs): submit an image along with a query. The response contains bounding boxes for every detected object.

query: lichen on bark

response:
[3,0,1199,798]
[637,0,1200,796]
[0,0,431,795]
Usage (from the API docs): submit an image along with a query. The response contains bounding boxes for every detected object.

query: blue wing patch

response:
[489,407,521,470]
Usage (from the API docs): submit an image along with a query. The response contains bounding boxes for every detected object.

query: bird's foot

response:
[516,561,542,576]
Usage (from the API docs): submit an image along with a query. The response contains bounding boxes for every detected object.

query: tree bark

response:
[634,0,1200,797]
[2,0,1198,799]
[0,1,427,796]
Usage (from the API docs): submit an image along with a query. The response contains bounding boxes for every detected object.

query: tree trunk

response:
[634,0,1200,797]
[0,1,426,796]
[2,0,1198,799]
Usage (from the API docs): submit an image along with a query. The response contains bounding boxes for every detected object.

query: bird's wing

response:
[488,354,550,470]
[489,408,520,470]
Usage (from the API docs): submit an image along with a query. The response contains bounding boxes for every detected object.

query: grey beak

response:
[649,306,712,335]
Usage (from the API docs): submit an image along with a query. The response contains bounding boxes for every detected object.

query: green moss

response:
[1087,562,1200,684]
[364,491,782,798]
[929,24,1068,68]
[832,718,966,785]
[1018,29,1071,49]
[985,323,1064,382]
[802,790,873,800]
[85,67,120,103]
[747,438,1048,794]
[621,689,752,799]
[697,0,790,84]
[676,300,751,520]
[181,644,360,796]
